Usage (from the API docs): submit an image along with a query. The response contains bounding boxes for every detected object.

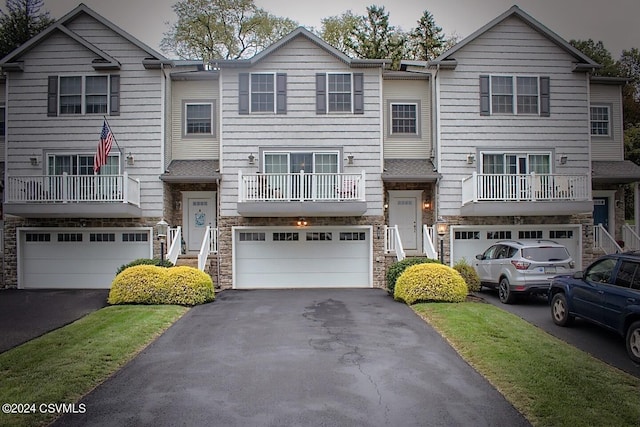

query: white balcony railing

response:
[238,170,365,202]
[461,172,589,205]
[5,172,141,206]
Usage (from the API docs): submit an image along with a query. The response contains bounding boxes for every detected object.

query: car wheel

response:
[626,321,640,364]
[498,277,515,304]
[551,293,574,326]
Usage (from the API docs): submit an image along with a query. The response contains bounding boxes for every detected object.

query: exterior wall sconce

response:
[560,155,568,165]
[248,154,255,165]
[423,199,431,210]
[466,153,475,164]
[296,217,308,227]
[126,152,134,166]
[383,203,389,210]
[29,156,40,166]
[347,155,354,165]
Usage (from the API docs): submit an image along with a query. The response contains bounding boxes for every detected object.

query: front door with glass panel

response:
[389,191,421,252]
[186,195,215,252]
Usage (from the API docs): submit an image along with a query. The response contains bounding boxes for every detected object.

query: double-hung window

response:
[590,105,610,136]
[316,72,364,114]
[390,103,418,135]
[238,73,286,114]
[480,75,550,116]
[251,73,275,113]
[328,74,352,112]
[185,102,214,135]
[49,74,120,116]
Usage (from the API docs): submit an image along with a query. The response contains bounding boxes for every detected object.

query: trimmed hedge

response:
[386,257,440,294]
[108,265,214,306]
[116,258,173,276]
[453,259,481,293]
[394,263,468,304]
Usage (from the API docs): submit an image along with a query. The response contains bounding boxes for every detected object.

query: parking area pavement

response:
[0,289,109,353]
[53,289,530,427]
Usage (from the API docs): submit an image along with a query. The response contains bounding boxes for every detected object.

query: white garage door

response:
[450,225,582,269]
[234,227,371,289]
[19,228,152,289]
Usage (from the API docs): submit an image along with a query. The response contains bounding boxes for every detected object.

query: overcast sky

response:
[32,0,640,58]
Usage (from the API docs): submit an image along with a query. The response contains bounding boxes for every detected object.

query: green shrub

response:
[394,263,468,304]
[453,258,481,293]
[108,265,214,306]
[108,265,170,305]
[386,257,440,294]
[116,258,173,275]
[164,266,215,306]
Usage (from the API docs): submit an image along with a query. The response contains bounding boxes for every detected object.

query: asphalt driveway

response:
[53,289,530,427]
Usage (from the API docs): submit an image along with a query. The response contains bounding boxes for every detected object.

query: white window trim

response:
[590,104,611,137]
[184,101,215,136]
[249,72,276,114]
[58,74,110,116]
[389,102,419,136]
[326,72,353,114]
[489,75,540,116]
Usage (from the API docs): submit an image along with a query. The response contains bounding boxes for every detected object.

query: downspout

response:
[432,63,442,223]
[160,63,167,174]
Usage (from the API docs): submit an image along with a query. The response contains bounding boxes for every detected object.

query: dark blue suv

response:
[549,252,640,363]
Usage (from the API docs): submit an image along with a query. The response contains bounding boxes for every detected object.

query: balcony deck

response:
[237,171,367,217]
[4,173,142,218]
[460,172,592,216]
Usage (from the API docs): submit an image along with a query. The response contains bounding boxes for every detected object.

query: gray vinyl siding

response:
[219,36,383,217]
[4,14,164,216]
[590,83,623,161]
[383,79,431,159]
[437,16,592,217]
[171,80,220,160]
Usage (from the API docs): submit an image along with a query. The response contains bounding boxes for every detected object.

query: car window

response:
[496,245,511,259]
[585,258,617,284]
[483,245,500,260]
[614,261,638,289]
[521,246,570,261]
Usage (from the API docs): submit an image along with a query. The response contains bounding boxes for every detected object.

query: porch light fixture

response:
[29,156,39,166]
[126,152,135,166]
[423,199,431,210]
[248,154,255,165]
[296,217,308,227]
[436,218,447,264]
[560,155,568,165]
[156,219,169,263]
[347,155,354,165]
[466,153,475,164]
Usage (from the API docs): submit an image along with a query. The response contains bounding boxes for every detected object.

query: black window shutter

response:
[353,73,364,114]
[276,73,287,114]
[479,75,490,116]
[110,75,120,116]
[316,73,326,114]
[47,76,58,117]
[540,76,550,117]
[239,73,249,114]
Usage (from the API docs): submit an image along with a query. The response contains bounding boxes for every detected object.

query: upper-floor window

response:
[0,106,5,137]
[263,151,339,174]
[316,72,364,115]
[390,103,418,135]
[480,75,550,116]
[481,152,551,174]
[238,73,286,115]
[47,153,120,176]
[184,102,214,136]
[590,105,610,136]
[48,74,120,117]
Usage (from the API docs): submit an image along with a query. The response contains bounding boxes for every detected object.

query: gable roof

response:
[0,3,169,70]
[429,5,600,71]
[213,27,387,68]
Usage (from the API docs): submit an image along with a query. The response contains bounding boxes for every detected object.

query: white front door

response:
[185,193,216,252]
[388,191,422,252]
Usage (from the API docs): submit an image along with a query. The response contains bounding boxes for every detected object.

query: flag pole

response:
[102,116,123,155]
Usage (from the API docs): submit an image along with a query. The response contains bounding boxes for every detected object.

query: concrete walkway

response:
[53,289,530,427]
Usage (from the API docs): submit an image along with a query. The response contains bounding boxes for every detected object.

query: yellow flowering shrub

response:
[108,265,214,306]
[394,263,468,304]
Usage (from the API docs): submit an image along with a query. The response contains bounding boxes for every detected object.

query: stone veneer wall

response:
[216,215,386,290]
[2,216,160,289]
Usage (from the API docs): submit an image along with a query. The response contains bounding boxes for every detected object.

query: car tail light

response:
[511,260,530,270]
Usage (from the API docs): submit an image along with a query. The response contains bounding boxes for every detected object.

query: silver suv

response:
[474,240,575,304]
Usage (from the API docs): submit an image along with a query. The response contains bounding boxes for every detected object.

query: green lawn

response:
[414,302,640,427]
[0,305,189,427]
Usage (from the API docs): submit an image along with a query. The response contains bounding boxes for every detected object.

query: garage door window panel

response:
[58,233,82,242]
[90,233,115,242]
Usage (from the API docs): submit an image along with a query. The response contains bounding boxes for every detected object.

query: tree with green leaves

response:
[319,10,360,57]
[619,48,640,124]
[160,0,298,61]
[570,39,620,76]
[0,0,54,58]
[406,10,446,61]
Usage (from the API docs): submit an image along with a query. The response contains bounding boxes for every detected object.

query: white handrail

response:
[166,226,182,265]
[384,225,405,261]
[594,224,622,254]
[198,226,212,271]
[622,224,640,251]
[422,225,438,259]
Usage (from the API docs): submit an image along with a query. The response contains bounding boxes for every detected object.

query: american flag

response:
[94,120,114,173]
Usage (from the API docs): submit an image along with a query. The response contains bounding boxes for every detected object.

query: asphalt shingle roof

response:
[160,160,220,183]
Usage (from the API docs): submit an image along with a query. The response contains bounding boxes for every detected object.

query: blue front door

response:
[593,197,609,231]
